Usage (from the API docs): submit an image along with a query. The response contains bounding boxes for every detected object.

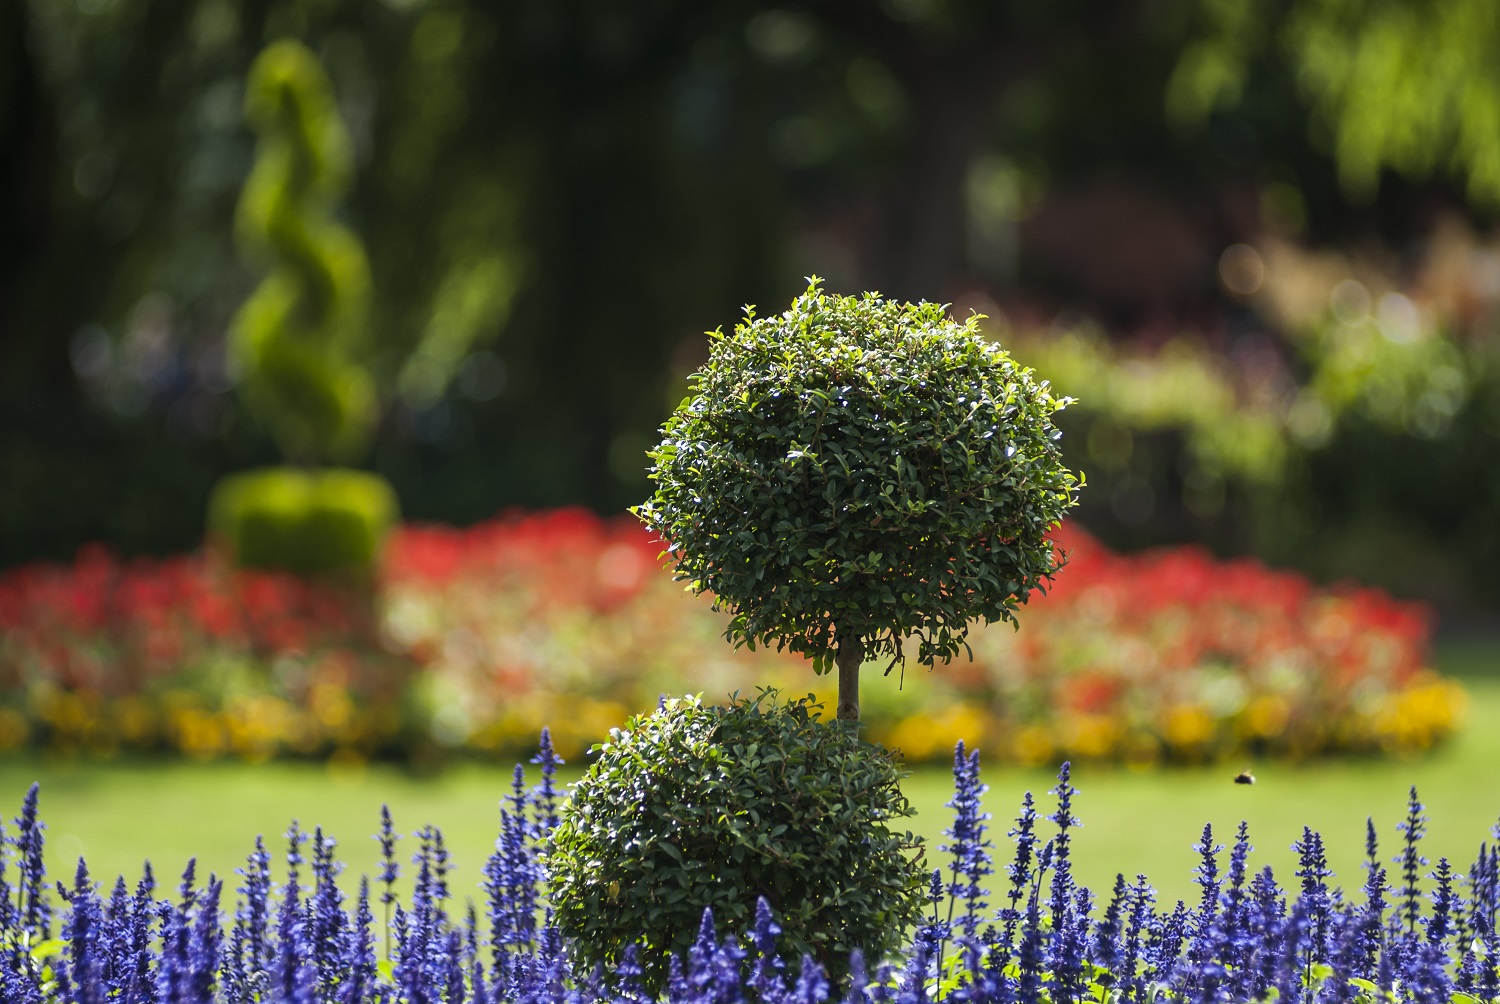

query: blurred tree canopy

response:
[1169,0,1500,207]
[3,0,1499,611]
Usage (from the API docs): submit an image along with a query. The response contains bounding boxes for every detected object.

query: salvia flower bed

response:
[0,509,1464,764]
[0,734,1496,1003]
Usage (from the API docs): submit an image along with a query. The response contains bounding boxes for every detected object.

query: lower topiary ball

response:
[545,691,927,991]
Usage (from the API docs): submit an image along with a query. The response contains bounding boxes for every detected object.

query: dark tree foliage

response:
[2,0,1494,576]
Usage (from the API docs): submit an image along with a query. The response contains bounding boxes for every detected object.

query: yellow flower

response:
[884,713,936,761]
[170,706,227,760]
[1163,704,1214,749]
[0,708,29,751]
[1011,724,1054,767]
[1060,713,1119,759]
[1242,695,1290,738]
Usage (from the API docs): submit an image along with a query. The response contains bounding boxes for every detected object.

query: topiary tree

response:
[637,280,1080,722]
[231,39,375,462]
[208,40,395,575]
[545,691,926,992]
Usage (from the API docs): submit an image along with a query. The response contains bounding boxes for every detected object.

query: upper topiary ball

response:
[637,280,1080,720]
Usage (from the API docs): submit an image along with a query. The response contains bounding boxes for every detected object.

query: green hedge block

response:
[208,467,399,574]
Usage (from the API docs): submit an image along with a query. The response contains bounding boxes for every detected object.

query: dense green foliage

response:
[638,282,1079,692]
[544,692,926,992]
[207,466,397,573]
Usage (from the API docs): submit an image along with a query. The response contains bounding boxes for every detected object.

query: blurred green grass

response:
[3,645,1497,907]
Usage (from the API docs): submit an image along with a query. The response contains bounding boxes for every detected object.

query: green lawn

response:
[5,651,1499,908]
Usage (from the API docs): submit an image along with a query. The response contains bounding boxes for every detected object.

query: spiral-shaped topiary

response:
[636,280,1080,721]
[232,40,375,462]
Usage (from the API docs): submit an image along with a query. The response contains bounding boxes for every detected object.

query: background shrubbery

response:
[10,0,1500,622]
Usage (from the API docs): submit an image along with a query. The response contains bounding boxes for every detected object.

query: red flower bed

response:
[0,509,1466,763]
[0,546,409,760]
[930,524,1461,764]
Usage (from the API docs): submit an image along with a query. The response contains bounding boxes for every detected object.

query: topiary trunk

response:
[836,633,863,722]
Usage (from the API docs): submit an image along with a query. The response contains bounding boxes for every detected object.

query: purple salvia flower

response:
[1272,902,1310,1004]
[392,902,418,1002]
[1092,873,1127,976]
[445,929,467,1004]
[748,896,786,1003]
[376,805,399,962]
[0,815,14,939]
[275,822,307,1004]
[1245,865,1285,998]
[469,960,489,1004]
[1477,921,1500,1002]
[666,952,689,1003]
[309,828,345,1002]
[411,825,434,922]
[463,900,479,975]
[177,858,196,908]
[1324,902,1366,1004]
[1119,875,1154,1004]
[189,877,222,1004]
[410,825,450,949]
[685,911,717,998]
[867,961,896,1004]
[1465,842,1495,941]
[1188,823,1222,969]
[66,858,104,1004]
[340,877,377,1004]
[1048,763,1079,890]
[693,906,718,964]
[1357,818,1388,975]
[1065,885,1095,987]
[408,832,450,1001]
[2,957,43,1004]
[1397,785,1428,935]
[899,937,930,1004]
[1015,874,1046,1004]
[710,927,749,1004]
[486,766,539,988]
[1000,791,1037,957]
[1292,827,1332,964]
[157,860,197,1004]
[1217,821,1253,989]
[842,949,867,1004]
[941,742,992,942]
[128,862,159,1004]
[1047,763,1084,1004]
[1428,857,1458,950]
[1146,899,1188,992]
[235,835,272,993]
[616,942,647,1001]
[102,876,132,998]
[1403,938,1453,1004]
[916,868,947,978]
[531,728,564,837]
[789,956,828,1004]
[13,782,48,941]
